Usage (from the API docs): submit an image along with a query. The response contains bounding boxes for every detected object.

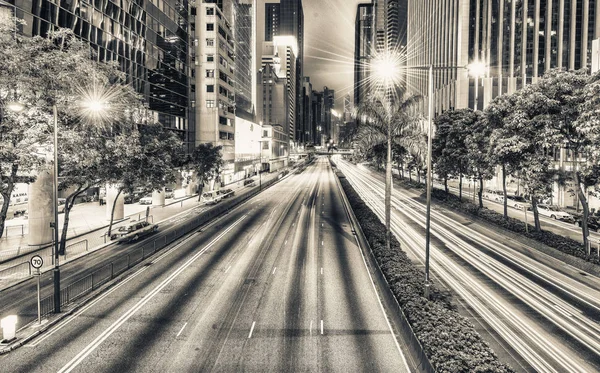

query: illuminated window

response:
[206,100,215,108]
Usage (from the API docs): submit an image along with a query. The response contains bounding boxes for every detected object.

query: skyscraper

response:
[354,2,374,107]
[406,0,600,115]
[258,0,304,147]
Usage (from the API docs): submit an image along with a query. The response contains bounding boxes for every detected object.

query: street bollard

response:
[1,315,18,342]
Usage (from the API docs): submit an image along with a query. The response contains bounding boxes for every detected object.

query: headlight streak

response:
[336,157,597,373]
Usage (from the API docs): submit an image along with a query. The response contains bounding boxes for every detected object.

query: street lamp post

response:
[258,140,262,191]
[402,62,486,300]
[52,104,61,312]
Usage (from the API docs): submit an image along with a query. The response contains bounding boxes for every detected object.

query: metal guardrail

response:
[15,176,280,325]
[3,225,24,238]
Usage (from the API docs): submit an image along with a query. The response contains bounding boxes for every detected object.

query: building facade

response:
[407,0,600,115]
[194,1,237,183]
[354,2,374,107]
[5,0,194,152]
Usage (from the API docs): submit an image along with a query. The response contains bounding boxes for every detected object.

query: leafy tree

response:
[189,143,224,201]
[391,142,407,178]
[542,69,597,254]
[432,109,474,198]
[101,122,184,237]
[0,23,144,253]
[368,142,387,171]
[465,111,495,208]
[505,85,557,231]
[356,90,421,252]
[0,15,50,237]
[486,93,521,219]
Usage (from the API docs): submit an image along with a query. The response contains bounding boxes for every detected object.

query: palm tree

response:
[356,90,421,251]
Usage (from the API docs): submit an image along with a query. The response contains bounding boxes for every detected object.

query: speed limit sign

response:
[30,255,43,269]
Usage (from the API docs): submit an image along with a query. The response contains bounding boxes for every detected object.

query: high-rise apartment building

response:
[406,0,600,114]
[194,1,237,183]
[6,0,194,152]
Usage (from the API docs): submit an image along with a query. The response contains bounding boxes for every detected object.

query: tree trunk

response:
[531,196,541,232]
[459,173,463,201]
[197,180,205,201]
[107,188,123,238]
[59,186,88,255]
[478,175,484,209]
[575,172,591,257]
[417,167,421,184]
[400,163,404,179]
[502,164,508,220]
[444,177,448,194]
[0,165,18,239]
[408,168,412,182]
[385,131,392,252]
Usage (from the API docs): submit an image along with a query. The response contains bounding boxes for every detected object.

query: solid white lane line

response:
[176,322,187,338]
[272,267,277,275]
[225,265,231,273]
[320,320,324,335]
[321,241,324,246]
[320,268,323,275]
[248,321,256,339]
[310,320,313,336]
[57,215,247,373]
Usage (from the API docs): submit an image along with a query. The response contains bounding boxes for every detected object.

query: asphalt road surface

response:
[336,157,600,373]
[1,158,412,373]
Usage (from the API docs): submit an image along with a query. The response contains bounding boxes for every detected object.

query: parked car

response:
[573,215,600,232]
[536,204,573,221]
[201,191,222,205]
[139,196,153,205]
[110,221,158,243]
[244,179,256,187]
[218,188,234,198]
[506,195,530,210]
[124,193,142,204]
[483,189,503,202]
[164,188,174,199]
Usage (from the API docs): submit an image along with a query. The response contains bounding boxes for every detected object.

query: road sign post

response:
[30,255,43,324]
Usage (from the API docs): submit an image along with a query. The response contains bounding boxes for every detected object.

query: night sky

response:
[303,0,363,106]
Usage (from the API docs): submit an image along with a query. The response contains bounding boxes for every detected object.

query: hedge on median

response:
[336,171,514,373]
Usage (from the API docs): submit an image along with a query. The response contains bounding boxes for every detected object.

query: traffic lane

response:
[203,161,323,371]
[194,170,319,372]
[319,165,411,372]
[102,165,317,372]
[347,161,600,372]
[0,199,260,373]
[0,185,256,321]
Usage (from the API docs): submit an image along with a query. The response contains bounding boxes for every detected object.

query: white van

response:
[201,191,221,205]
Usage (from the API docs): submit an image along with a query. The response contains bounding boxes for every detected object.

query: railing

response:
[15,176,280,326]
[3,224,24,238]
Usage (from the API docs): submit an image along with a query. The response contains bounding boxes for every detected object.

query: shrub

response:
[338,176,514,372]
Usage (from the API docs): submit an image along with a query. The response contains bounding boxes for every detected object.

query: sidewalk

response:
[0,171,285,286]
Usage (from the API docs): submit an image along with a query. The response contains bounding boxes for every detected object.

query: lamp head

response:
[468,62,487,77]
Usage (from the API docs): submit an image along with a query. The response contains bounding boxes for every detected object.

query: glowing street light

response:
[467,61,488,111]
[370,52,402,88]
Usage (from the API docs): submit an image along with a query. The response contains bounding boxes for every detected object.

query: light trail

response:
[336,157,600,373]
